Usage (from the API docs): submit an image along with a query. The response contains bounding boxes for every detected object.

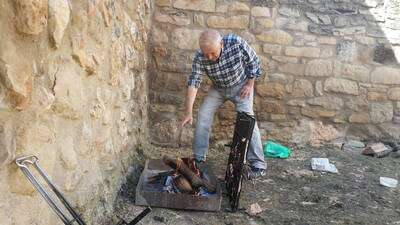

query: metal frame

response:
[16,155,86,225]
[225,112,255,211]
[15,155,152,225]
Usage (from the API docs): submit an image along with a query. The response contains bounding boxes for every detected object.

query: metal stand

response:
[16,155,151,225]
[224,112,255,211]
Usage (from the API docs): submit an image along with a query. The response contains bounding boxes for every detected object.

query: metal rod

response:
[126,207,152,225]
[34,162,86,225]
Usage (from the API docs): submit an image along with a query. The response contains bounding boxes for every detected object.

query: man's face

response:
[201,42,223,62]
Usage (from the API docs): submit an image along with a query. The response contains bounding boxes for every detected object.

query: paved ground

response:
[110,144,400,225]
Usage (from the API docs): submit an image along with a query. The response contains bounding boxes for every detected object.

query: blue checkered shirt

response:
[187,34,262,89]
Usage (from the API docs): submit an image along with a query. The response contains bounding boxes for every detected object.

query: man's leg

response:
[231,89,266,170]
[193,88,224,162]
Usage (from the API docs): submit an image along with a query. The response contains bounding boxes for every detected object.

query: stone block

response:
[153,47,192,73]
[152,28,169,44]
[349,113,370,123]
[278,63,305,76]
[287,99,306,107]
[285,20,309,32]
[324,78,359,95]
[272,56,298,63]
[260,100,285,114]
[369,102,393,123]
[341,64,370,82]
[318,37,337,45]
[305,59,332,77]
[367,92,387,101]
[251,7,271,17]
[333,26,366,36]
[285,46,320,58]
[292,119,341,147]
[291,79,314,98]
[355,36,375,45]
[278,6,300,17]
[207,15,249,29]
[13,0,48,35]
[48,0,70,48]
[172,28,202,50]
[262,43,281,54]
[72,47,96,76]
[373,44,397,64]
[337,40,356,62]
[256,83,285,99]
[360,0,379,7]
[0,120,16,168]
[150,72,186,92]
[307,96,344,110]
[254,18,274,29]
[306,12,331,25]
[193,13,205,26]
[268,73,293,83]
[228,2,250,12]
[256,30,293,45]
[315,81,323,96]
[371,67,400,85]
[156,0,172,6]
[154,11,191,26]
[301,108,337,118]
[320,47,334,58]
[0,59,33,111]
[52,66,85,119]
[270,114,287,121]
[59,136,78,170]
[388,88,400,101]
[345,97,368,111]
[174,0,215,12]
[394,116,400,124]
[30,86,55,115]
[216,3,228,13]
[308,24,333,35]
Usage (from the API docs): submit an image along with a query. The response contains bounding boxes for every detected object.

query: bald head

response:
[199,29,222,49]
[199,29,223,61]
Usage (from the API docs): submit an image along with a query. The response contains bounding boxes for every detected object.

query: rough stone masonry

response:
[1,0,400,224]
[149,0,400,147]
[0,0,151,224]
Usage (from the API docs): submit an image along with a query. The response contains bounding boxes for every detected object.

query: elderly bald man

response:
[180,29,266,179]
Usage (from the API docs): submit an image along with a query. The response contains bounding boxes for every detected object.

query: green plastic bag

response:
[263,140,291,159]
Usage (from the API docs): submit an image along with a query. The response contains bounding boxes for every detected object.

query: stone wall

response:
[0,0,151,224]
[149,0,400,147]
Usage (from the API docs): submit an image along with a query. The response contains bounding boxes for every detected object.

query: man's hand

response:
[239,79,254,99]
[181,86,198,127]
[180,113,193,127]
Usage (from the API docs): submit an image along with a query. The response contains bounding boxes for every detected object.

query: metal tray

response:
[135,159,222,211]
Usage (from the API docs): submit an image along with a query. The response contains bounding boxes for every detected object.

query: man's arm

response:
[181,51,203,127]
[238,37,261,99]
[239,37,262,79]
[181,86,198,127]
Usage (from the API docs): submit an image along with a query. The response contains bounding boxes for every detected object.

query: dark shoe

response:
[194,158,205,164]
[247,167,266,180]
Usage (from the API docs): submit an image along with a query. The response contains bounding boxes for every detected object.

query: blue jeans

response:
[193,82,267,170]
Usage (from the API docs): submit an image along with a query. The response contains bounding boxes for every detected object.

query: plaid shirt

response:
[187,33,262,89]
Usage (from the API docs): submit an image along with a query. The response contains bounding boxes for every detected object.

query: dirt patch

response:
[111,145,400,225]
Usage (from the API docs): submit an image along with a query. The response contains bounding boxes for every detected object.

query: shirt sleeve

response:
[187,51,204,88]
[239,37,262,79]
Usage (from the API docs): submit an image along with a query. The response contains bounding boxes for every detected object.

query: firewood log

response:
[162,155,216,193]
